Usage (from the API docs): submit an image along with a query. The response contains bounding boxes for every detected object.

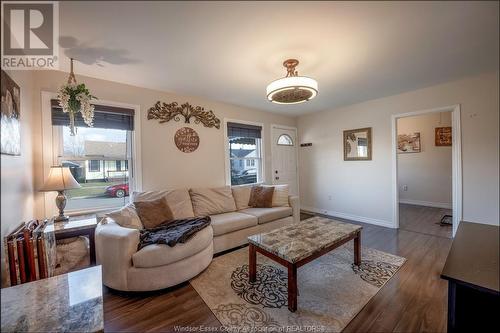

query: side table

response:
[44,215,98,265]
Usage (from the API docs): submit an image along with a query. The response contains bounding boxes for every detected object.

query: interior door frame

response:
[271,124,299,195]
[391,104,462,237]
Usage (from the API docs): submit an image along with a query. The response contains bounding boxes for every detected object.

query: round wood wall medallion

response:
[174,127,200,153]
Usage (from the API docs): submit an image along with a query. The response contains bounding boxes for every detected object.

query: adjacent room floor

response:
[399,203,452,238]
[103,211,452,332]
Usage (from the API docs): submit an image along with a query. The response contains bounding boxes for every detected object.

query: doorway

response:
[271,125,299,196]
[397,111,453,238]
[391,105,462,237]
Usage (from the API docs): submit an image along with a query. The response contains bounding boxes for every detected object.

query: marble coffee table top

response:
[1,266,103,332]
[248,216,362,264]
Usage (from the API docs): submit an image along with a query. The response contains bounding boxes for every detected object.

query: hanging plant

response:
[57,58,97,135]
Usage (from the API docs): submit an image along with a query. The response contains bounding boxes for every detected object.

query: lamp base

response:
[54,215,70,222]
[55,190,69,223]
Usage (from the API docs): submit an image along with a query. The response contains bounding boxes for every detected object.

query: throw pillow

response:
[232,186,252,210]
[263,184,290,207]
[132,189,195,219]
[106,203,143,229]
[134,197,174,229]
[248,186,275,208]
[189,186,237,216]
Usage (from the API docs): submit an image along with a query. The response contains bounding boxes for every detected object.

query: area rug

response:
[190,242,406,332]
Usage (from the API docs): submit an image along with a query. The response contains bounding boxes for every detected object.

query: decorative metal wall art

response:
[174,127,200,153]
[148,101,220,129]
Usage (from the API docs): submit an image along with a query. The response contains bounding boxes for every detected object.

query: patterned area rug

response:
[191,242,405,332]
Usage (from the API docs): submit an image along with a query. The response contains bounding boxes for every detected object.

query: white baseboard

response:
[398,199,452,209]
[301,205,395,229]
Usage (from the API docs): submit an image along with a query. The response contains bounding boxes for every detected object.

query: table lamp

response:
[40,166,81,222]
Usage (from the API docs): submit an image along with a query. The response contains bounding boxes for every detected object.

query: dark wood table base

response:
[249,230,361,312]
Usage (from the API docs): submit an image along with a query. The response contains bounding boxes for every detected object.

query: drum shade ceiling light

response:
[266,59,318,104]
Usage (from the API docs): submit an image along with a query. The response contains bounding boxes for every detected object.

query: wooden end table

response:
[248,216,362,312]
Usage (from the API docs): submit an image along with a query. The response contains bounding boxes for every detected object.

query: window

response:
[227,122,263,186]
[277,134,293,146]
[51,99,135,212]
[89,160,101,172]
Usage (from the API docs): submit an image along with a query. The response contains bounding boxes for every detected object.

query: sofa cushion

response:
[189,186,237,217]
[210,212,258,236]
[132,225,213,268]
[132,189,195,219]
[263,184,290,207]
[239,207,293,224]
[232,186,252,210]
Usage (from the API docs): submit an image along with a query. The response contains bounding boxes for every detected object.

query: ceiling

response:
[58,1,499,116]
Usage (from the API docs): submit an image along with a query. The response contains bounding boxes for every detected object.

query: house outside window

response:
[50,99,136,212]
[227,121,263,186]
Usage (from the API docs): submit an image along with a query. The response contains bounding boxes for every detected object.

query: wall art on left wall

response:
[1,70,21,156]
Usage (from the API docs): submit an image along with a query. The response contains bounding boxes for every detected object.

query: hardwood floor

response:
[104,212,453,332]
[399,203,452,238]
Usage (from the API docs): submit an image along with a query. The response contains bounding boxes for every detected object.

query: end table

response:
[44,215,98,265]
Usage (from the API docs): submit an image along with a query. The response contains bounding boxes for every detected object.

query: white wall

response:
[298,72,499,227]
[397,112,452,208]
[1,71,36,287]
[30,70,296,218]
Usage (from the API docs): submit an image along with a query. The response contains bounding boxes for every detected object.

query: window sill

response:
[229,181,265,188]
[64,205,126,218]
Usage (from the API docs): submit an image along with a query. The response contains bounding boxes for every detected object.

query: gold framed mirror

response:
[343,127,372,161]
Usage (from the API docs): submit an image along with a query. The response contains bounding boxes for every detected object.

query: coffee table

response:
[1,266,103,332]
[248,216,362,312]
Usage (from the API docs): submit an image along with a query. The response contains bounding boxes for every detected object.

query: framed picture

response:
[1,70,21,156]
[397,132,421,153]
[435,127,452,146]
[343,127,372,161]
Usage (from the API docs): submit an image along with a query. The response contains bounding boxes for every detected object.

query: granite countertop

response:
[44,216,98,235]
[248,216,362,263]
[1,266,103,332]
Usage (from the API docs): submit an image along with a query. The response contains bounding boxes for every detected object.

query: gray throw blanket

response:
[138,216,211,250]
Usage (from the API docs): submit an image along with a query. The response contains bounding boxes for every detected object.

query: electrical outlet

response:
[328,195,332,201]
[403,185,408,191]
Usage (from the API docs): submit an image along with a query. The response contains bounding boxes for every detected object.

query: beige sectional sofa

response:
[95,185,299,291]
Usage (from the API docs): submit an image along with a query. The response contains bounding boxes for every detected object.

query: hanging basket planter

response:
[57,58,97,135]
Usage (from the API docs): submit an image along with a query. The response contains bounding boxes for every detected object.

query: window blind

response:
[51,99,135,131]
[227,122,262,139]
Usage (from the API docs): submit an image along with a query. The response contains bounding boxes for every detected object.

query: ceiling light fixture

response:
[266,59,318,104]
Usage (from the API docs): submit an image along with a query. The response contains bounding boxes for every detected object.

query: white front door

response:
[271,126,298,195]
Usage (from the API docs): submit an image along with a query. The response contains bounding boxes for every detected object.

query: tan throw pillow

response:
[134,197,174,229]
[232,186,252,210]
[248,186,275,208]
[263,184,290,207]
[105,203,143,229]
[189,186,237,216]
[132,189,195,219]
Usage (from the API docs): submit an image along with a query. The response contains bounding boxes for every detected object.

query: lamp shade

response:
[40,166,81,192]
